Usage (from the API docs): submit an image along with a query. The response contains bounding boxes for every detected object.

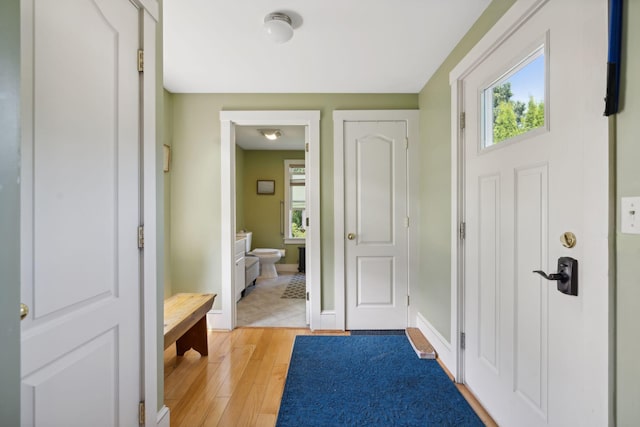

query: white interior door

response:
[461,1,608,426]
[344,121,408,330]
[20,0,142,425]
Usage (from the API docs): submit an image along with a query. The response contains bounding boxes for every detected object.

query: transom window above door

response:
[481,44,547,149]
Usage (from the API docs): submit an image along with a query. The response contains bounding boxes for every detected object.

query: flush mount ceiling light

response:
[264,12,294,44]
[258,129,283,140]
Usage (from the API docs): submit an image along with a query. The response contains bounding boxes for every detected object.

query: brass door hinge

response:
[138,401,145,425]
[137,49,144,72]
[305,143,309,152]
[138,226,144,249]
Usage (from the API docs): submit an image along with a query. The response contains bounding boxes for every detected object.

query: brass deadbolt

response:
[560,232,577,248]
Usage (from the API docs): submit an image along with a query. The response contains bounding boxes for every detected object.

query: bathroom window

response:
[284,159,306,244]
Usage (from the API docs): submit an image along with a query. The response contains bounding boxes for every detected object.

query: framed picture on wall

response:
[257,180,275,195]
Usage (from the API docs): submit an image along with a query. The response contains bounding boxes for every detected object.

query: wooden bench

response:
[164,293,215,356]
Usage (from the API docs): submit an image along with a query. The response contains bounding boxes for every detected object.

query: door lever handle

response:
[532,256,578,296]
[532,270,569,283]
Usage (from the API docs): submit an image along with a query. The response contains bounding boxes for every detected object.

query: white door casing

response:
[219,111,320,330]
[19,0,156,424]
[451,0,609,426]
[334,111,420,331]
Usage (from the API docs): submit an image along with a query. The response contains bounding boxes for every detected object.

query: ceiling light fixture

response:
[263,12,294,44]
[258,129,283,140]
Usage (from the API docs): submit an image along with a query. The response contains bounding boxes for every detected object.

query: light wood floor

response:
[163,327,496,427]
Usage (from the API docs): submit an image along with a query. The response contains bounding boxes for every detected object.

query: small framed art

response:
[257,180,275,195]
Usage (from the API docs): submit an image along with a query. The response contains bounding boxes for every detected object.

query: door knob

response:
[20,303,29,320]
[347,233,356,240]
[532,256,578,296]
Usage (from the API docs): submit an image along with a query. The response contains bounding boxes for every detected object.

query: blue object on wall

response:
[604,0,623,116]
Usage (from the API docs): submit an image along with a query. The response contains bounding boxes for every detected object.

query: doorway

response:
[234,125,307,327]
[220,111,320,330]
[333,110,420,331]
[451,0,609,425]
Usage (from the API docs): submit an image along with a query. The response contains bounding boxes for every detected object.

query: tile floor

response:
[236,272,307,327]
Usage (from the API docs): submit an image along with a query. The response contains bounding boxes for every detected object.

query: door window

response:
[481,45,546,148]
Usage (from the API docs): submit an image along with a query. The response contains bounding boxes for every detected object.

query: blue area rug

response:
[277,335,482,427]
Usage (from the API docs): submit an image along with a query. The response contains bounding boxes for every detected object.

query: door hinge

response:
[138,401,145,425]
[306,217,309,227]
[459,222,466,240]
[404,217,410,228]
[138,226,144,249]
[404,137,409,149]
[306,291,309,301]
[305,143,309,152]
[407,295,410,306]
[460,332,466,350]
[460,112,466,130]
[137,49,144,72]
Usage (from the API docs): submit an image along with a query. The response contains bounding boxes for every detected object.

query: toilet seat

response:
[249,248,280,256]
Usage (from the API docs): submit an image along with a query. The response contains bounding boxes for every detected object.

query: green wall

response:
[416,0,516,340]
[616,0,640,424]
[169,94,418,308]
[0,0,21,423]
[242,150,305,265]
[235,145,245,231]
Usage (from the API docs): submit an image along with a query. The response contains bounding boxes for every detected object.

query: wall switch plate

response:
[621,197,640,234]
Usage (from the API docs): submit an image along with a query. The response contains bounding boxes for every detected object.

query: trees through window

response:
[483,46,546,147]
[284,160,306,243]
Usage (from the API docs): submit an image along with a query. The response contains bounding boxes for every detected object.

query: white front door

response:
[344,121,408,330]
[461,1,608,426]
[20,0,142,425]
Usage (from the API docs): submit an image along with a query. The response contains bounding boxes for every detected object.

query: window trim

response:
[284,159,306,244]
[479,36,549,152]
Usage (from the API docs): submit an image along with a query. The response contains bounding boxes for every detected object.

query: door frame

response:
[449,0,610,421]
[333,110,420,331]
[220,110,320,330]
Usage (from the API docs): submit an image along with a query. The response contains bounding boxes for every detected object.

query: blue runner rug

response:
[277,335,483,426]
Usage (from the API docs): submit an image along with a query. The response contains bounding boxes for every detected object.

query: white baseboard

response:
[415,311,456,378]
[206,309,230,330]
[157,406,170,427]
[317,310,338,330]
[276,263,299,272]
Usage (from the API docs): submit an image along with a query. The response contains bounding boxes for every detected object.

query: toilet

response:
[236,231,283,279]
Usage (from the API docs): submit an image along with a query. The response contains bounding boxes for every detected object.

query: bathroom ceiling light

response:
[263,12,294,44]
[258,129,283,140]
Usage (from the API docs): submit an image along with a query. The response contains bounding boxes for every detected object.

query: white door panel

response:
[462,1,607,425]
[21,0,141,425]
[344,121,408,330]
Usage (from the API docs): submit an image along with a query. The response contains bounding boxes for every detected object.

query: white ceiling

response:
[163,0,491,93]
[235,125,305,151]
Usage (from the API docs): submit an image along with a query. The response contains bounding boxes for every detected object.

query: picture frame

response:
[163,144,171,172]
[257,180,275,195]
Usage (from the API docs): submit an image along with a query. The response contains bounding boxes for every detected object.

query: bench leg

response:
[176,316,208,357]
